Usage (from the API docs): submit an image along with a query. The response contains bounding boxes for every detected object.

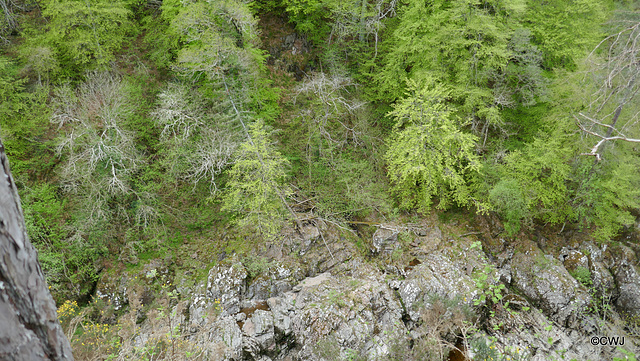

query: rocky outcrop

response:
[94,222,640,361]
[372,227,399,254]
[610,245,640,319]
[208,262,248,316]
[390,252,478,323]
[0,140,73,360]
[508,240,591,328]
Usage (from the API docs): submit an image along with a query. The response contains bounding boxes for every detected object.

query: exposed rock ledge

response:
[95,223,640,360]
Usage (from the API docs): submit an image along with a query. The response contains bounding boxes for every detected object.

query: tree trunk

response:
[0,138,74,361]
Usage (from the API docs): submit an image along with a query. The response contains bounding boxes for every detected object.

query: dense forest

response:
[1,0,640,359]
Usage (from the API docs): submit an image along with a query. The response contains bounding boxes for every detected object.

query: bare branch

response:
[577,20,640,160]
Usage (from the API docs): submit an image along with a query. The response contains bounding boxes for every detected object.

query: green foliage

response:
[501,135,573,224]
[294,154,390,218]
[0,57,54,181]
[168,0,264,83]
[281,0,330,41]
[0,0,631,331]
[525,0,609,69]
[488,179,528,236]
[141,15,180,70]
[613,349,638,361]
[21,183,104,297]
[242,255,272,279]
[38,0,133,72]
[385,80,481,211]
[493,28,548,108]
[571,153,640,241]
[222,119,291,237]
[375,0,525,134]
[570,266,592,287]
[281,72,391,218]
[470,337,531,361]
[473,263,506,313]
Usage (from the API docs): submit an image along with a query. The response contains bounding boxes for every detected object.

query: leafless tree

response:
[152,83,205,142]
[328,0,397,58]
[295,72,366,154]
[0,138,74,361]
[576,20,640,161]
[152,83,238,192]
[52,71,141,196]
[0,0,28,43]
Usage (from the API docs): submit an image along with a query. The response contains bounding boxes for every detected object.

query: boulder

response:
[391,253,478,323]
[510,240,590,327]
[207,262,248,316]
[372,227,400,254]
[290,265,407,360]
[242,310,276,358]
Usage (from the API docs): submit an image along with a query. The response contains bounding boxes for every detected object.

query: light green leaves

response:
[385,80,481,211]
[222,119,291,237]
[168,0,263,82]
[41,0,132,69]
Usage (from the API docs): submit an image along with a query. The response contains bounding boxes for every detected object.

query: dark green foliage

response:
[141,15,180,71]
[22,183,103,298]
[0,57,54,181]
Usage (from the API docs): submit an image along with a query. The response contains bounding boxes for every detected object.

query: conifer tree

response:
[222,119,291,236]
[385,80,480,211]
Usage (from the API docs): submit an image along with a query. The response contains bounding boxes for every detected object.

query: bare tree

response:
[328,0,397,58]
[52,72,141,197]
[0,138,74,360]
[0,0,31,43]
[295,72,366,154]
[152,83,238,192]
[576,20,640,161]
[153,83,205,142]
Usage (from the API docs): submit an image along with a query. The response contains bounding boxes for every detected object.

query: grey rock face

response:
[290,266,407,360]
[510,241,590,327]
[611,245,640,319]
[110,224,640,361]
[246,263,300,300]
[372,227,400,254]
[486,306,606,361]
[95,272,130,311]
[0,140,74,360]
[392,252,477,322]
[242,309,276,357]
[208,262,248,316]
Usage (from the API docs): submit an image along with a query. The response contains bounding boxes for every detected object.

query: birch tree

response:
[51,72,141,225]
[576,20,640,161]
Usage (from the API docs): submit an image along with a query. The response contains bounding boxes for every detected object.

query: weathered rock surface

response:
[208,261,248,316]
[372,227,399,254]
[610,245,640,319]
[509,240,590,328]
[0,140,73,361]
[391,252,478,323]
[95,271,130,311]
[95,223,640,361]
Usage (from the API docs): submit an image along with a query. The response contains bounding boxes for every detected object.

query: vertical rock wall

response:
[0,139,74,361]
